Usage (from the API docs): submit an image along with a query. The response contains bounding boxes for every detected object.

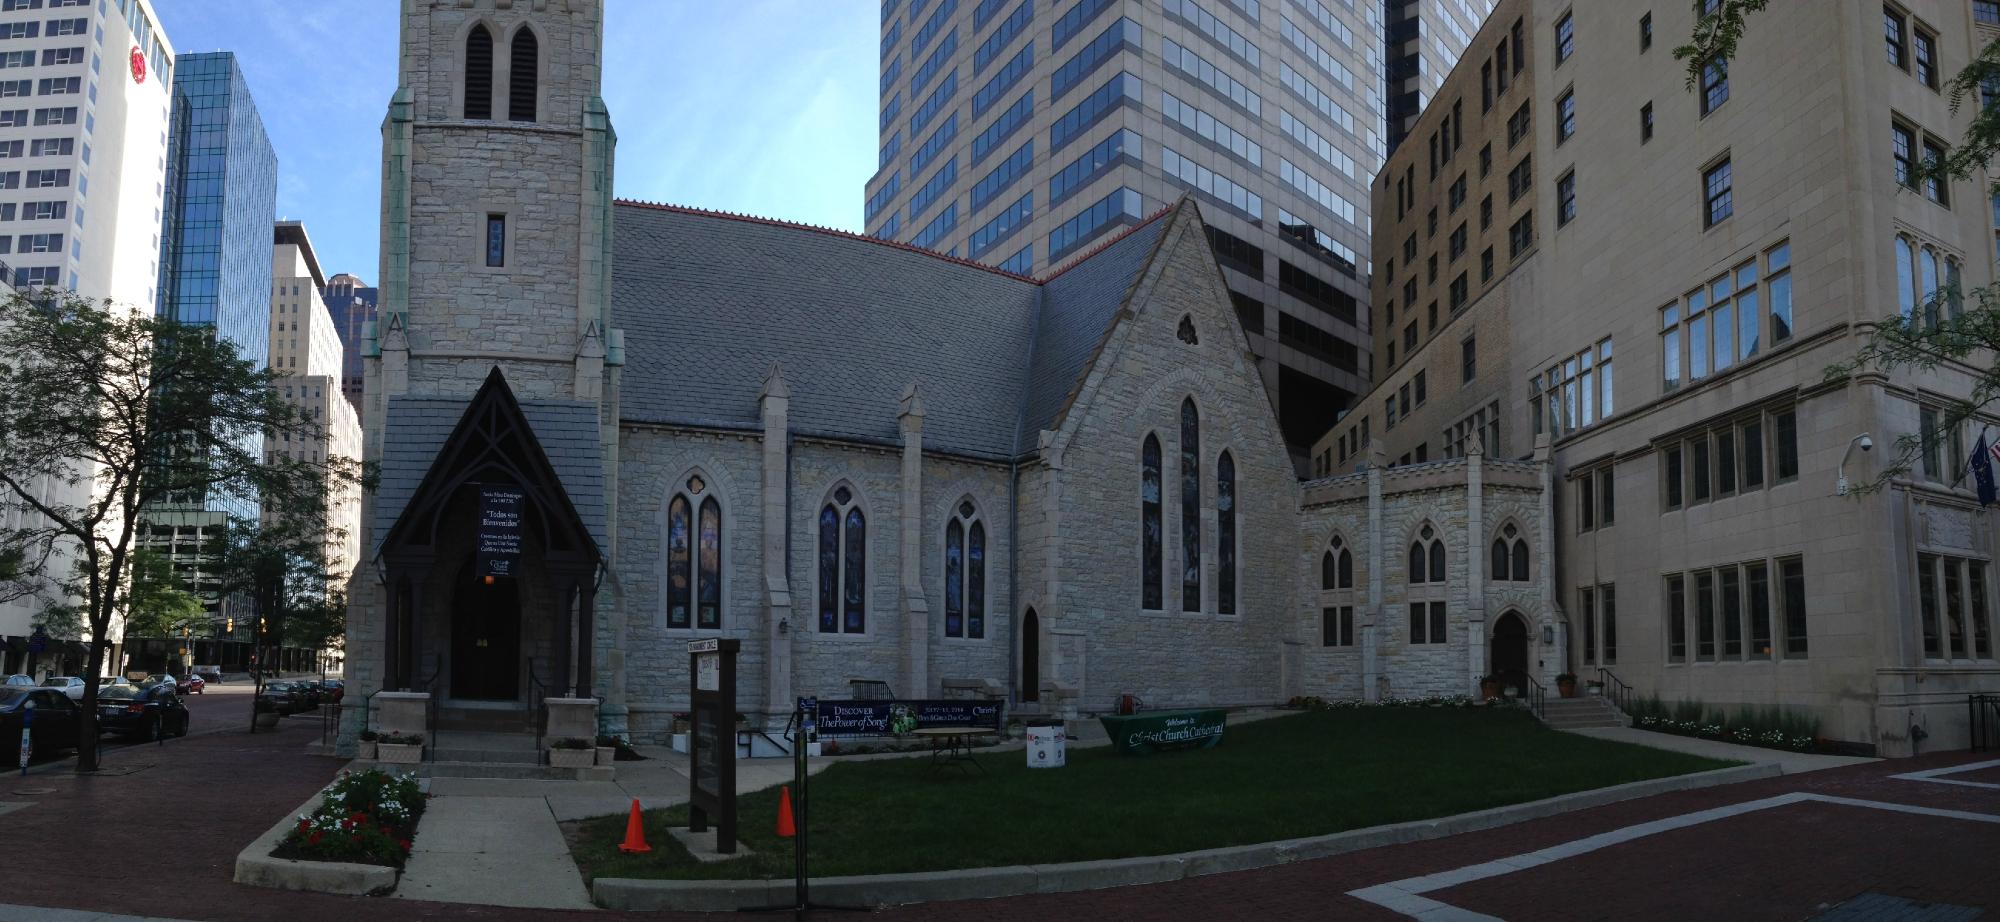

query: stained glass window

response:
[1217,450,1236,615]
[968,521,986,638]
[818,505,840,633]
[1142,434,1162,609]
[697,497,721,629]
[945,519,964,638]
[1409,541,1426,583]
[844,507,866,632]
[1321,550,1337,589]
[667,495,691,628]
[1181,398,1201,611]
[1337,546,1352,589]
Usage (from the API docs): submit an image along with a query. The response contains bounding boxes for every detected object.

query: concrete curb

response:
[591,762,1779,911]
[231,790,400,897]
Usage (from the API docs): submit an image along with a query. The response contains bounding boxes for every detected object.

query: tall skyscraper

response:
[136,50,277,631]
[864,0,1485,465]
[323,272,378,422]
[268,222,363,588]
[1383,0,1491,151]
[0,0,176,677]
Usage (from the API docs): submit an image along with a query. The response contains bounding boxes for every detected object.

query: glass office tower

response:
[865,0,1488,467]
[153,51,278,519]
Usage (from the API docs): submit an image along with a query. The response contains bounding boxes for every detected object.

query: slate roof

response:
[372,396,608,555]
[612,201,1174,461]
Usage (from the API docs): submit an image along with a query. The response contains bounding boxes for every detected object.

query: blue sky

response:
[155,1,880,282]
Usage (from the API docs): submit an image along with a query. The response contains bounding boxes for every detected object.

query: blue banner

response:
[811,699,1003,737]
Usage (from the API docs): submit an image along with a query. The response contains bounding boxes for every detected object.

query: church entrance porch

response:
[1492,611,1530,697]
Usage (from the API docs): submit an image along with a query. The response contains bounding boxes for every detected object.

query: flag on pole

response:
[1971,430,1998,507]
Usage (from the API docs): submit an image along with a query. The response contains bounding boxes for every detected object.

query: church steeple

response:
[377,0,616,405]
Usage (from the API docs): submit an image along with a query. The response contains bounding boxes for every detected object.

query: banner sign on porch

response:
[808,699,1003,738]
[1098,709,1227,755]
[475,487,524,579]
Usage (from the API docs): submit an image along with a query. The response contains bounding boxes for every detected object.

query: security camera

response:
[1858,435,1874,452]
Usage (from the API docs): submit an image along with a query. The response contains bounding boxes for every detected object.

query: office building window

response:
[1886,7,1907,69]
[1555,11,1574,63]
[1641,102,1653,142]
[1557,89,1576,143]
[1700,59,1728,115]
[1921,137,1949,205]
[1557,170,1577,226]
[1914,28,1938,89]
[1703,158,1733,227]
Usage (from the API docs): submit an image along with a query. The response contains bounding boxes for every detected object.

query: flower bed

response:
[1626,696,1820,753]
[272,769,427,868]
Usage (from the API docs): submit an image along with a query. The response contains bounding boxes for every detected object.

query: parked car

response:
[319,679,344,704]
[39,676,87,701]
[3,675,34,687]
[99,676,134,688]
[257,681,306,716]
[143,674,177,691]
[0,687,81,757]
[293,681,323,708]
[94,683,189,740]
[193,665,223,684]
[178,674,205,695]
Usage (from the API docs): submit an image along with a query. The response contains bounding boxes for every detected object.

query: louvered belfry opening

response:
[508,28,538,122]
[464,25,493,119]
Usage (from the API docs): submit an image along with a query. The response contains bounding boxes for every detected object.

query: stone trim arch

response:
[501,20,548,123]
[449,16,504,120]
[1487,516,1533,584]
[655,462,738,633]
[937,491,992,641]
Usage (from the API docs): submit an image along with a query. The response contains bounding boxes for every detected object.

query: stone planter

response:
[1586,683,1605,696]
[1558,680,1578,698]
[549,747,595,769]
[254,710,282,730]
[377,742,422,765]
[357,740,378,760]
[597,746,617,766]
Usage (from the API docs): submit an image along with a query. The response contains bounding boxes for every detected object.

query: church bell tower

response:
[371,0,618,410]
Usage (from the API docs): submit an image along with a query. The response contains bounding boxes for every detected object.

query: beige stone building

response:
[268,221,363,586]
[1320,0,2000,755]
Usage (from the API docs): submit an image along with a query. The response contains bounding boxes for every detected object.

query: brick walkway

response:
[1,715,1993,921]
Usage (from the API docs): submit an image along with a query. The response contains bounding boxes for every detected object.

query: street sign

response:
[18,699,33,775]
[687,638,740,853]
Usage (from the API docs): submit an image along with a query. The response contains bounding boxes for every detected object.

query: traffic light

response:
[259,617,268,633]
[226,618,234,633]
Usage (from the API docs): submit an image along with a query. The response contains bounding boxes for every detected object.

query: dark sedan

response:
[0,688,81,759]
[95,683,190,740]
[257,682,307,715]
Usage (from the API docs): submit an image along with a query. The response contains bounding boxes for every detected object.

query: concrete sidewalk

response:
[1563,725,1877,773]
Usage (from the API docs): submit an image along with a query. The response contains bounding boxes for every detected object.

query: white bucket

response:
[1026,724,1066,768]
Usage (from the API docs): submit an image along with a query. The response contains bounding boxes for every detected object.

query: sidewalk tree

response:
[210,500,353,728]
[1679,2,2000,488]
[121,548,207,641]
[0,290,356,771]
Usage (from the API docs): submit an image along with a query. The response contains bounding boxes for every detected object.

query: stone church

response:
[343,0,1559,749]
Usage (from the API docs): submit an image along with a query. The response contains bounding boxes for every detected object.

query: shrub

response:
[379,731,423,746]
[275,769,427,868]
[358,730,379,742]
[552,737,594,750]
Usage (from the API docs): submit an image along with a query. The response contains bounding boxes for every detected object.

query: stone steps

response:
[1537,696,1628,729]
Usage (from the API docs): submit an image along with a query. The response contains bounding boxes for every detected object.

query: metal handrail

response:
[1972,694,2000,753]
[527,663,551,756]
[1522,674,1546,721]
[416,655,442,763]
[1597,668,1634,717]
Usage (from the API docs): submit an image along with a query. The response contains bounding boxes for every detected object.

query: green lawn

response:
[565,707,1735,882]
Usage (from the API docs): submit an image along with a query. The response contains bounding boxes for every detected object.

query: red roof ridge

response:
[614,198,1038,283]
[1035,203,1177,284]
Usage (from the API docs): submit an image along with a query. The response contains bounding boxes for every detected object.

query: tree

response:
[0,291,356,771]
[121,548,207,641]
[1678,2,2000,488]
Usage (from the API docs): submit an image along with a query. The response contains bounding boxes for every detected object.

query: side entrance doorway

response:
[1020,608,1039,703]
[1492,610,1530,696]
[450,561,522,701]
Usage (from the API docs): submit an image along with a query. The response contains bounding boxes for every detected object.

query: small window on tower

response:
[486,214,506,267]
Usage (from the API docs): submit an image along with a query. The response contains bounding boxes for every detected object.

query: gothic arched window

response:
[1217,450,1236,615]
[1321,535,1356,646]
[464,25,494,119]
[665,474,722,629]
[1142,434,1163,610]
[818,485,866,633]
[945,500,986,639]
[1181,398,1202,611]
[508,27,538,121]
[1490,522,1530,583]
[1408,523,1447,643]
[1409,523,1444,584]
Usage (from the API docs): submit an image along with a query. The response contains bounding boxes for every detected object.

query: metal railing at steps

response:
[1597,668,1634,719]
[1972,694,2000,753]
[1522,674,1546,721]
[527,663,551,758]
[418,656,442,764]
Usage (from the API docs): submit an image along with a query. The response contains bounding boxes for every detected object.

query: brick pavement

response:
[1,717,1994,921]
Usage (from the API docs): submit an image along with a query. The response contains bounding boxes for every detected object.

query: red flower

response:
[398,838,412,851]
[309,832,323,845]
[297,819,310,832]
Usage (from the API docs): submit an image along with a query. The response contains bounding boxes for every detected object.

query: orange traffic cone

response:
[775,785,796,838]
[616,799,651,854]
